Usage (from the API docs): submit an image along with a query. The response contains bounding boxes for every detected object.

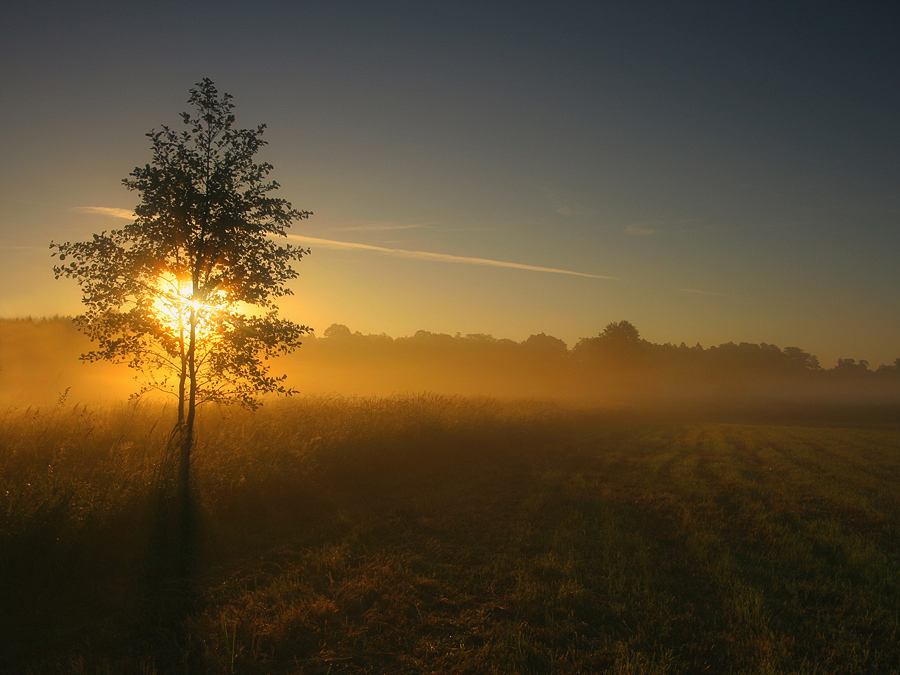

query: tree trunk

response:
[177,320,187,426]
[180,306,198,495]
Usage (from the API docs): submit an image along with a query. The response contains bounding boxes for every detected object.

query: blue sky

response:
[1,1,898,366]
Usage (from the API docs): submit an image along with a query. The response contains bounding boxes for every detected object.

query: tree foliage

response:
[51,78,311,440]
[599,320,641,345]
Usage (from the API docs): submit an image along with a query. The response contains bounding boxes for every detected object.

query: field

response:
[2,396,899,674]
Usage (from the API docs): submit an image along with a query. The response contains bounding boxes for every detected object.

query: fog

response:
[0,318,134,406]
[2,318,899,409]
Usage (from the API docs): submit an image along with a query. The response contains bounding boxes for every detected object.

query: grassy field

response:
[1,396,899,674]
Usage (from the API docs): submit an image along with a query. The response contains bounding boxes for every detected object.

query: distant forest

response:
[289,320,900,403]
[1,317,898,405]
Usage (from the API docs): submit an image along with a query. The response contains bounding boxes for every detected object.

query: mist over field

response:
[0,318,134,404]
[3,389,899,673]
[4,317,900,673]
[2,317,899,409]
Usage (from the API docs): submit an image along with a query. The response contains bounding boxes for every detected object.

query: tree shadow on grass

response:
[0,457,204,673]
[134,451,203,673]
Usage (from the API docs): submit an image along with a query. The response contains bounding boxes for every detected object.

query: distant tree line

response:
[312,319,899,377]
[288,319,900,402]
[2,317,899,404]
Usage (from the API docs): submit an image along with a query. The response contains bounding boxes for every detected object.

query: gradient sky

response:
[2,1,898,367]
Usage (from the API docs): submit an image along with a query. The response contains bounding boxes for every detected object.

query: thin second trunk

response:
[177,318,187,426]
[180,304,198,493]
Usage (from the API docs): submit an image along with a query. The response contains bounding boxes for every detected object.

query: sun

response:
[150,273,228,338]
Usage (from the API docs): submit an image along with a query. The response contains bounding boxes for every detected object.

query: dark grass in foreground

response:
[1,397,899,674]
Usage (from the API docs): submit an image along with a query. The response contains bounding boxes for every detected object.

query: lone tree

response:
[51,78,311,486]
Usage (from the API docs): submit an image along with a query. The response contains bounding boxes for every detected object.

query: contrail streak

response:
[71,208,617,280]
[285,235,617,280]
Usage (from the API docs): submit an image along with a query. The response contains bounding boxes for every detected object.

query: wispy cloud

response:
[624,224,655,236]
[680,288,725,297]
[72,206,134,219]
[286,235,617,280]
[331,222,431,232]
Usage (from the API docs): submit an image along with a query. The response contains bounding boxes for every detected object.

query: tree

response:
[598,320,641,345]
[782,346,820,373]
[522,332,569,359]
[322,323,354,340]
[572,320,642,361]
[51,78,311,488]
[833,358,871,376]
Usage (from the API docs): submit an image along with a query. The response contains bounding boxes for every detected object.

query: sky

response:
[1,1,898,367]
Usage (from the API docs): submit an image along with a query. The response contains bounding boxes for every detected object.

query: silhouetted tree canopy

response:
[51,78,311,482]
[599,320,641,345]
[522,333,569,359]
[323,324,354,340]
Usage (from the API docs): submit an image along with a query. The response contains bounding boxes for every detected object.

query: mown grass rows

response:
[1,397,898,674]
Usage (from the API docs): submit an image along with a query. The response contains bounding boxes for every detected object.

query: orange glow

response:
[150,273,227,338]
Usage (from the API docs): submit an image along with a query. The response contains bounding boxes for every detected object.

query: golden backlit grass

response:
[1,396,899,674]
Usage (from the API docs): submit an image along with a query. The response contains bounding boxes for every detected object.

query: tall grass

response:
[1,396,898,673]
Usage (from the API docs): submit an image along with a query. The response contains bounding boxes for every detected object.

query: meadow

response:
[1,396,899,674]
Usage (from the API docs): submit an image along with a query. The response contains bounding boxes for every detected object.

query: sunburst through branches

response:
[149,273,229,341]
